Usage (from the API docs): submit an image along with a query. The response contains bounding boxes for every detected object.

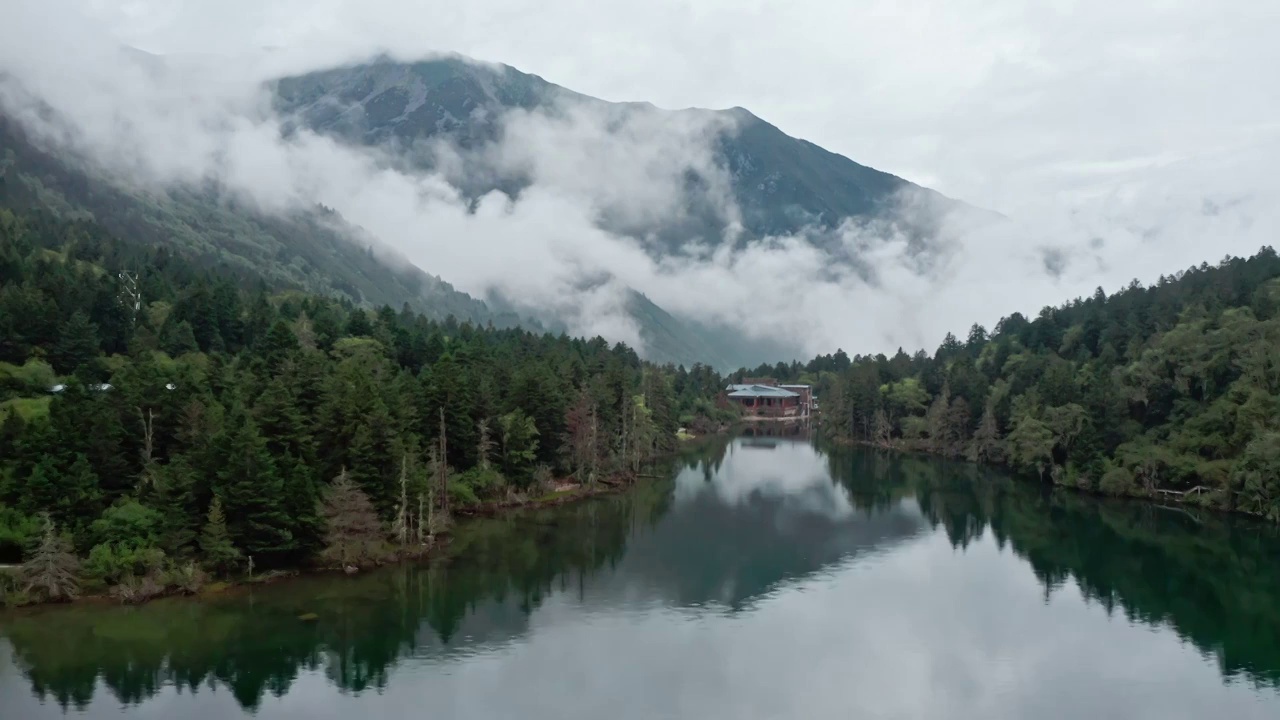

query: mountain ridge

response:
[271,53,986,247]
[0,50,992,370]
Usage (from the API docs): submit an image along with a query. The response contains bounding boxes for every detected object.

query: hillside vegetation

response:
[797,247,1280,519]
[0,209,731,605]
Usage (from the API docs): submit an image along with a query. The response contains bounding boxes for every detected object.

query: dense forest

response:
[4,199,1279,607]
[752,246,1280,520]
[0,209,730,605]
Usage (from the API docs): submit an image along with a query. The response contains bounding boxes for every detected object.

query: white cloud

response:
[2,0,1278,364]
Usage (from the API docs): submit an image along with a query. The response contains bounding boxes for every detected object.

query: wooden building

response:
[724,382,813,418]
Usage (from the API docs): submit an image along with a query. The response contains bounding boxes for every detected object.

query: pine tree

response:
[499,410,540,483]
[260,319,300,373]
[48,385,129,500]
[51,311,99,373]
[320,469,385,569]
[564,388,599,483]
[213,407,294,562]
[847,364,882,441]
[152,455,200,558]
[945,396,971,457]
[254,377,313,462]
[21,515,80,602]
[160,319,199,356]
[925,382,952,454]
[280,454,322,557]
[967,400,1005,463]
[199,497,241,576]
[345,309,373,337]
[641,370,677,453]
[426,353,476,469]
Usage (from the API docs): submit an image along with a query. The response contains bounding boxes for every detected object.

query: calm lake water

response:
[3,433,1280,719]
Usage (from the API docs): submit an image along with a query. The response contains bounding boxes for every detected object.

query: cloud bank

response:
[2,0,1277,363]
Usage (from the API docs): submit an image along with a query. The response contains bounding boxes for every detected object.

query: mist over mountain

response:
[0,44,992,368]
[270,54,986,253]
[3,18,1273,370]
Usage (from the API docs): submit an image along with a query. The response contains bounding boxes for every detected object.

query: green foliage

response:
[213,407,296,562]
[0,206,733,600]
[1099,464,1137,496]
[1233,432,1280,521]
[199,497,241,576]
[0,503,40,562]
[0,396,50,422]
[0,358,56,395]
[83,542,165,587]
[808,245,1280,520]
[446,478,481,508]
[884,378,929,424]
[498,410,540,483]
[453,467,506,504]
[51,311,99,373]
[90,499,163,549]
[165,560,207,595]
[1008,414,1055,480]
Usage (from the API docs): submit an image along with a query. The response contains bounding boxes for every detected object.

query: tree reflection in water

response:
[2,439,1278,712]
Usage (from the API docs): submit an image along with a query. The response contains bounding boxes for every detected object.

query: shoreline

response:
[0,443,717,613]
[828,436,1267,522]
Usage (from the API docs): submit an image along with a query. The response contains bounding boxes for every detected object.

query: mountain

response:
[271,54,979,248]
[0,113,511,327]
[0,114,761,368]
[266,54,991,366]
[0,52,986,370]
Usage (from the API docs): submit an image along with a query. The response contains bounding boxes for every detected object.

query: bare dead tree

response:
[320,468,385,570]
[620,394,631,474]
[22,515,80,602]
[138,406,156,486]
[393,453,410,546]
[416,474,426,544]
[476,418,494,471]
[437,408,450,521]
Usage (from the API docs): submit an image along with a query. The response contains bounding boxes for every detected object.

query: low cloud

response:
[2,2,1277,364]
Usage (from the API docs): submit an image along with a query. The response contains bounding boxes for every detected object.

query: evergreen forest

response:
[768,246,1280,519]
[0,210,730,604]
[3,204,1279,607]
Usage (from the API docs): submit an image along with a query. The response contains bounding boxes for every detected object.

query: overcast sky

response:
[81,0,1280,213]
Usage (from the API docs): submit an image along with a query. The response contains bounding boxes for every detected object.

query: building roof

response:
[726,384,799,398]
[779,384,810,390]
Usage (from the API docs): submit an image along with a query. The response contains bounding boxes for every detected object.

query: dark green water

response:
[3,436,1280,719]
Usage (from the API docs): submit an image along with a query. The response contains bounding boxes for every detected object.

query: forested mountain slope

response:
[0,114,507,327]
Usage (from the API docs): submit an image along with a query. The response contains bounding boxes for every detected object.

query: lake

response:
[3,433,1279,719]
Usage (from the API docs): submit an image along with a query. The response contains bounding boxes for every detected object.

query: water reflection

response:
[1,438,1279,718]
[623,437,928,610]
